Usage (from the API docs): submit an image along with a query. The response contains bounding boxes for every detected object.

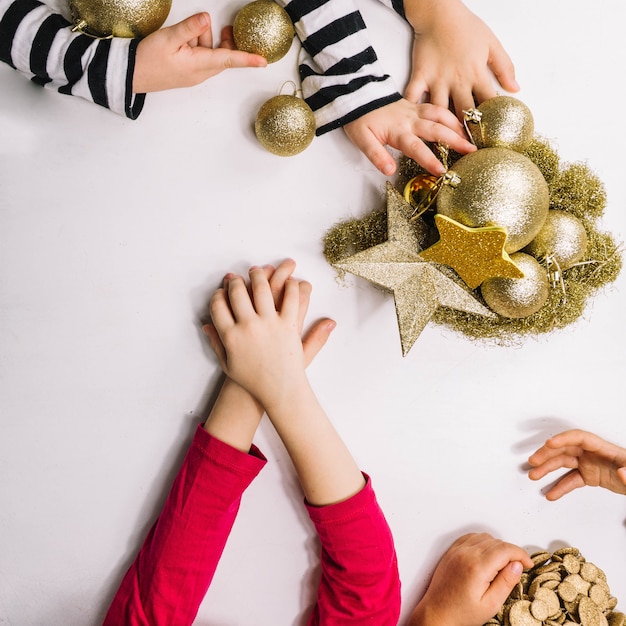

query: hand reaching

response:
[409,533,533,626]
[343,98,476,176]
[404,0,518,118]
[528,429,626,500]
[133,13,266,93]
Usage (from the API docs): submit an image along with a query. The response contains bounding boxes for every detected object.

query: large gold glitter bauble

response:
[524,210,588,270]
[255,95,316,156]
[436,147,549,253]
[233,0,294,63]
[481,252,549,318]
[69,0,171,38]
[466,96,534,152]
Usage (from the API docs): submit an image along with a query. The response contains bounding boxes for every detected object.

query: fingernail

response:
[326,320,337,331]
[201,324,212,336]
[382,164,395,176]
[198,12,209,27]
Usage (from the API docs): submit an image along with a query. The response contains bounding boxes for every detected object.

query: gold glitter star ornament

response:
[334,183,496,356]
[420,214,524,289]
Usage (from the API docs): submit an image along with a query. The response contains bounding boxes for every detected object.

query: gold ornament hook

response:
[463,108,482,147]
[71,19,113,39]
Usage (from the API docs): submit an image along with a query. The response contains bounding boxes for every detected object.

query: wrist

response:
[408,602,446,626]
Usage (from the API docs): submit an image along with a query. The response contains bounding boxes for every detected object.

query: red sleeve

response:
[103,425,266,626]
[305,474,401,625]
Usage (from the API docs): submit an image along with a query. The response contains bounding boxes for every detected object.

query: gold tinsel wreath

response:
[323,138,623,345]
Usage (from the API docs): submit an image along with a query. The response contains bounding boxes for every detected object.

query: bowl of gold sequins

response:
[484,547,624,626]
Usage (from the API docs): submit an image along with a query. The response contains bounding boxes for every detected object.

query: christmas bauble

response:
[436,147,549,253]
[481,253,549,318]
[233,0,294,63]
[69,0,171,38]
[466,96,534,152]
[255,95,316,156]
[403,174,440,210]
[524,210,588,270]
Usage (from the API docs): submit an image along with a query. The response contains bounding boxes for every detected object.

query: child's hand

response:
[205,259,333,411]
[404,0,518,118]
[343,98,476,176]
[409,533,533,626]
[528,429,626,500]
[133,13,266,93]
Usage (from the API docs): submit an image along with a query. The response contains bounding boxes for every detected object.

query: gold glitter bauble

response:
[233,0,294,63]
[466,96,534,152]
[524,210,588,270]
[255,95,316,156]
[436,147,550,253]
[481,252,549,318]
[69,0,171,38]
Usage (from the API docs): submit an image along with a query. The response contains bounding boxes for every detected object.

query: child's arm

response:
[276,0,475,177]
[104,261,332,625]
[207,261,401,623]
[528,429,626,500]
[408,533,533,626]
[403,0,518,117]
[0,1,264,119]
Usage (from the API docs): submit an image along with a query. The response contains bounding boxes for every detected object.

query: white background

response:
[1,0,625,624]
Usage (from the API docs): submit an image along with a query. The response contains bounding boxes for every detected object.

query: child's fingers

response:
[544,471,585,501]
[209,288,236,332]
[168,12,212,47]
[483,560,524,610]
[269,258,297,307]
[227,274,257,320]
[617,467,626,486]
[206,47,267,69]
[345,126,397,177]
[302,319,336,367]
[528,453,579,480]
[488,44,519,93]
[281,278,303,320]
[249,266,277,316]
[296,280,312,331]
[404,75,428,104]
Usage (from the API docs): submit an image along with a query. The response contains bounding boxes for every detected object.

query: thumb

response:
[302,318,336,367]
[483,561,523,607]
[167,12,213,46]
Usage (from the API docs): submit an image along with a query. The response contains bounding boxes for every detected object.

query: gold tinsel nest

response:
[323,138,622,345]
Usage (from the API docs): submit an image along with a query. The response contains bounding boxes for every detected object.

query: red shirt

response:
[103,426,400,625]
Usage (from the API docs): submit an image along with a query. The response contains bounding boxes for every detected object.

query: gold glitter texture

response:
[333,183,495,356]
[480,253,549,319]
[524,210,588,270]
[465,96,534,152]
[420,214,524,289]
[255,95,316,156]
[436,147,550,253]
[233,0,294,63]
[69,0,171,38]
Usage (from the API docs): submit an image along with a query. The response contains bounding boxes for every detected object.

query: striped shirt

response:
[0,0,405,131]
[0,0,144,118]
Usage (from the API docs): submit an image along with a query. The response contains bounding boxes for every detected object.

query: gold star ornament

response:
[419,214,524,289]
[333,183,496,356]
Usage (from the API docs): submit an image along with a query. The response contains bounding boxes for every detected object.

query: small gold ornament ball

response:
[468,96,534,152]
[436,147,549,253]
[255,95,316,156]
[403,174,440,209]
[69,0,171,38]
[524,210,588,270]
[233,0,294,63]
[481,252,549,318]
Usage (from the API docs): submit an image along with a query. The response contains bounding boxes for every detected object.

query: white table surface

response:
[1,0,625,624]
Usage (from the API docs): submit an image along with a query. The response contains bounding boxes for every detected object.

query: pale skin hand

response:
[133,13,266,93]
[206,259,364,506]
[202,260,334,453]
[409,533,533,626]
[527,429,626,500]
[404,0,518,118]
[343,99,476,177]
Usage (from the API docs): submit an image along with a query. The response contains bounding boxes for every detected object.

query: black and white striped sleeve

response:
[0,0,145,119]
[278,0,407,135]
